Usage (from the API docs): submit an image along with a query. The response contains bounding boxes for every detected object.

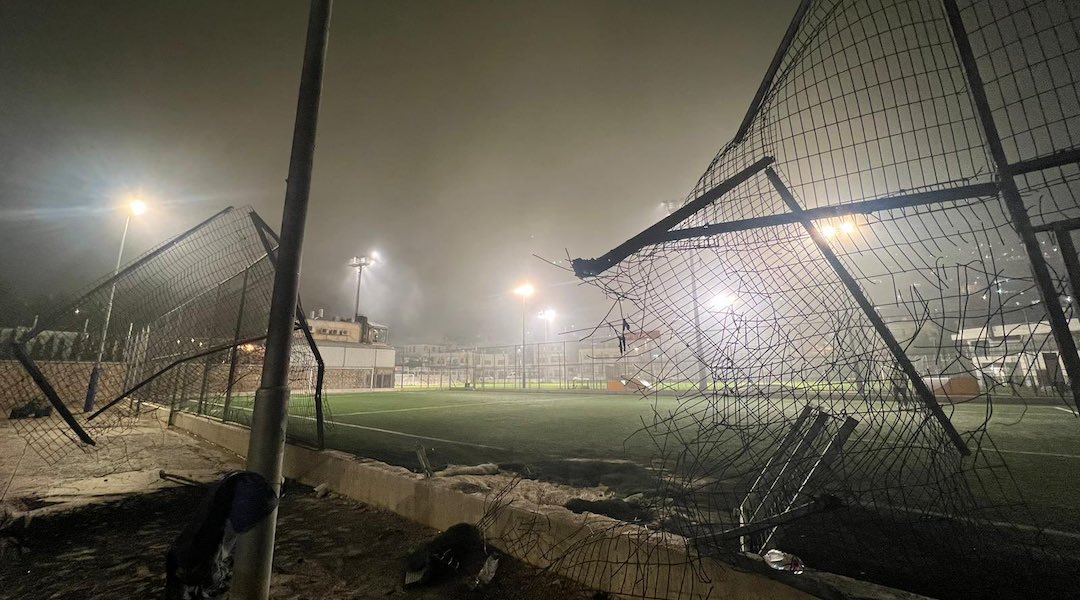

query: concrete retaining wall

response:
[168,411,921,600]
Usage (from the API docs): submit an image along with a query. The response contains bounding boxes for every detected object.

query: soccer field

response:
[219,389,1080,532]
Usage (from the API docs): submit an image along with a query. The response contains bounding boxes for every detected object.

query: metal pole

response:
[591,340,596,389]
[690,251,709,392]
[223,267,250,422]
[120,322,134,392]
[521,295,527,389]
[943,0,1080,409]
[353,264,363,319]
[198,285,223,416]
[134,325,149,413]
[370,348,377,389]
[233,2,331,598]
[84,214,131,412]
[1055,227,1080,306]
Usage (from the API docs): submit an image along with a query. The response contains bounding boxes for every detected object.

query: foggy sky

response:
[0,0,798,344]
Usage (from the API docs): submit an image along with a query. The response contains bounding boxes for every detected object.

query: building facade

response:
[307,315,395,390]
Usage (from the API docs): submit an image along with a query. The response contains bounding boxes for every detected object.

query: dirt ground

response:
[0,413,600,600]
[0,481,601,600]
[0,406,241,514]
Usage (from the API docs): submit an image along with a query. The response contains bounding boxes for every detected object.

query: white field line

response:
[335,398,557,417]
[859,501,1080,541]
[952,404,1076,413]
[1052,406,1078,415]
[200,401,507,451]
[997,449,1080,460]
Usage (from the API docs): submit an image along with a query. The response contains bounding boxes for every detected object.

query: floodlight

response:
[514,283,535,297]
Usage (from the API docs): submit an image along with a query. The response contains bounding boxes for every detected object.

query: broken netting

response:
[557,0,1080,597]
[0,206,328,465]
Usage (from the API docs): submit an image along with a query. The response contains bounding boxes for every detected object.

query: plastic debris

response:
[471,553,500,589]
[762,549,804,574]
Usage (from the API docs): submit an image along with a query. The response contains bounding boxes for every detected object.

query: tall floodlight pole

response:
[539,308,556,341]
[232,1,331,598]
[514,283,534,389]
[84,199,146,412]
[663,200,709,393]
[347,255,374,320]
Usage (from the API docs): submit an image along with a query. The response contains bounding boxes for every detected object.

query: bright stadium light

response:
[840,221,856,234]
[514,283,535,297]
[129,199,148,216]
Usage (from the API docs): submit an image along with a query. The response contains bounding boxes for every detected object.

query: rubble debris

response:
[314,483,330,498]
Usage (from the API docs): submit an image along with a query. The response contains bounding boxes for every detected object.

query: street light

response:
[85,198,146,411]
[347,253,377,321]
[513,283,534,388]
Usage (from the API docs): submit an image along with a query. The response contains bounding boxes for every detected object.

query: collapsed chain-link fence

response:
[550,0,1080,597]
[0,206,328,465]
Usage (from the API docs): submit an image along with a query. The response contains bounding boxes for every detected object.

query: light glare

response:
[514,283,535,297]
[708,293,738,310]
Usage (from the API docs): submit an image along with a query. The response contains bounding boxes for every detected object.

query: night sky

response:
[0,0,798,343]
